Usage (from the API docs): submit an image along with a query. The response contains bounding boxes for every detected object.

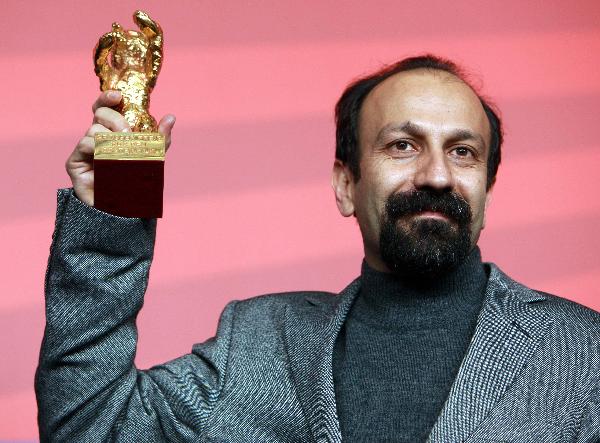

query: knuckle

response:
[66,156,77,174]
[92,95,105,112]
[77,137,93,152]
[86,124,100,136]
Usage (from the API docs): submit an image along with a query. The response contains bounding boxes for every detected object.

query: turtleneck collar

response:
[354,246,488,331]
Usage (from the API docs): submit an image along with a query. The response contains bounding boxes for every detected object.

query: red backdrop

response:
[1,1,599,440]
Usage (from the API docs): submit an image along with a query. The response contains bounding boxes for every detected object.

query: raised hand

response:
[66,90,175,207]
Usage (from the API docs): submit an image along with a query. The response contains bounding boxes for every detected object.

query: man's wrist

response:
[53,188,157,256]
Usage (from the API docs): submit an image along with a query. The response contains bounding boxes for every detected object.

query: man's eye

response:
[453,146,472,157]
[390,141,415,152]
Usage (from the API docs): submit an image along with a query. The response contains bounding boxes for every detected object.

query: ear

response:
[331,160,356,217]
[481,182,494,230]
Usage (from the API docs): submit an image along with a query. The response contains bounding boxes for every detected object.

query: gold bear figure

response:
[93,10,163,132]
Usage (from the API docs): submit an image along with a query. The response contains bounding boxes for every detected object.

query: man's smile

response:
[412,210,450,220]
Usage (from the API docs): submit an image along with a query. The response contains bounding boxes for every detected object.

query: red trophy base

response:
[93,132,165,218]
[94,159,164,218]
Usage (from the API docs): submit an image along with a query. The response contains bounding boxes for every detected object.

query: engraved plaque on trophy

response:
[93,10,165,218]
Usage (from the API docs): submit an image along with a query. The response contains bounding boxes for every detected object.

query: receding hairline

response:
[365,68,480,107]
[334,55,503,189]
[358,67,491,147]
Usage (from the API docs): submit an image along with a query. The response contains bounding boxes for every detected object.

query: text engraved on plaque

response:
[94,133,165,160]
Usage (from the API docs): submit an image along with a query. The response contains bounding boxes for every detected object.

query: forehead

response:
[359,69,490,144]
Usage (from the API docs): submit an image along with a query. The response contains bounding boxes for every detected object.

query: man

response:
[36,55,600,442]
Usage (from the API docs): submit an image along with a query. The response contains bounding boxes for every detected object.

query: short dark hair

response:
[335,55,502,190]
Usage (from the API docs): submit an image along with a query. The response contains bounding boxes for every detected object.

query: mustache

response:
[385,189,472,224]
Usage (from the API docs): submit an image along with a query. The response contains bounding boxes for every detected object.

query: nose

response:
[413,149,455,192]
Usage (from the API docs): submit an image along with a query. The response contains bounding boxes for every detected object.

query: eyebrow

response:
[374,120,486,147]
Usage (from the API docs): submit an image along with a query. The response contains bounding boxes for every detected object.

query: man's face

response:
[332,69,493,276]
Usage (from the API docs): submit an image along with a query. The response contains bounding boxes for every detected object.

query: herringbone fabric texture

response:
[36,189,600,442]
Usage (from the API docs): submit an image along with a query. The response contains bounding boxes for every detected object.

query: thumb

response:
[158,114,176,150]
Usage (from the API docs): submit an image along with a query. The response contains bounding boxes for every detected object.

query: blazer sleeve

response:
[35,189,236,442]
[575,384,600,443]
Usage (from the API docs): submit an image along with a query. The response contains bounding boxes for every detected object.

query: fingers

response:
[71,124,112,163]
[92,90,172,147]
[72,136,95,161]
[157,114,176,135]
[92,90,122,113]
[92,91,130,132]
[157,114,176,149]
[85,123,112,137]
[93,106,130,132]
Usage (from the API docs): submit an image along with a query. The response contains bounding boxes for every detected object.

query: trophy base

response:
[94,132,165,218]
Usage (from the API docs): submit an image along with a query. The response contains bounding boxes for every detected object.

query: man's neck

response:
[357,247,488,321]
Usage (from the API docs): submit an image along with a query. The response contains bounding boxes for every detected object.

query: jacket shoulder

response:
[489,263,600,336]
[234,290,338,313]
[532,289,600,335]
[222,290,343,338]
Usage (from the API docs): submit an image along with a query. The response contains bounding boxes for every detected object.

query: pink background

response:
[2,1,600,440]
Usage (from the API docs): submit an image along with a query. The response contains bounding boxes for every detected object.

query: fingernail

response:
[122,127,130,132]
[107,91,120,99]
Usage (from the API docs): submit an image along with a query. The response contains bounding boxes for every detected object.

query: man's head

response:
[331,55,503,278]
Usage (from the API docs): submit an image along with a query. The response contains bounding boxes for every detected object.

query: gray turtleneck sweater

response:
[332,247,488,442]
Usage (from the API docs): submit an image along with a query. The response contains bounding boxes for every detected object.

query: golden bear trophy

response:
[93,10,166,218]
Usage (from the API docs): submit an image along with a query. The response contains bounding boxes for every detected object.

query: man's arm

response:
[575,385,600,442]
[35,97,233,441]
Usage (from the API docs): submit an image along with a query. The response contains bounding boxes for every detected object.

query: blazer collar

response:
[283,264,554,443]
[284,277,360,442]
[426,264,553,442]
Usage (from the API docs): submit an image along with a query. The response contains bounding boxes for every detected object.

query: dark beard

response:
[379,189,473,280]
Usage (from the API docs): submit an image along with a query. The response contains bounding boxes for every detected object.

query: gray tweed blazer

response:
[36,189,600,442]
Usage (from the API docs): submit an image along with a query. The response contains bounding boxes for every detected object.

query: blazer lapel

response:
[283,278,361,443]
[426,264,554,443]
[284,264,554,443]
